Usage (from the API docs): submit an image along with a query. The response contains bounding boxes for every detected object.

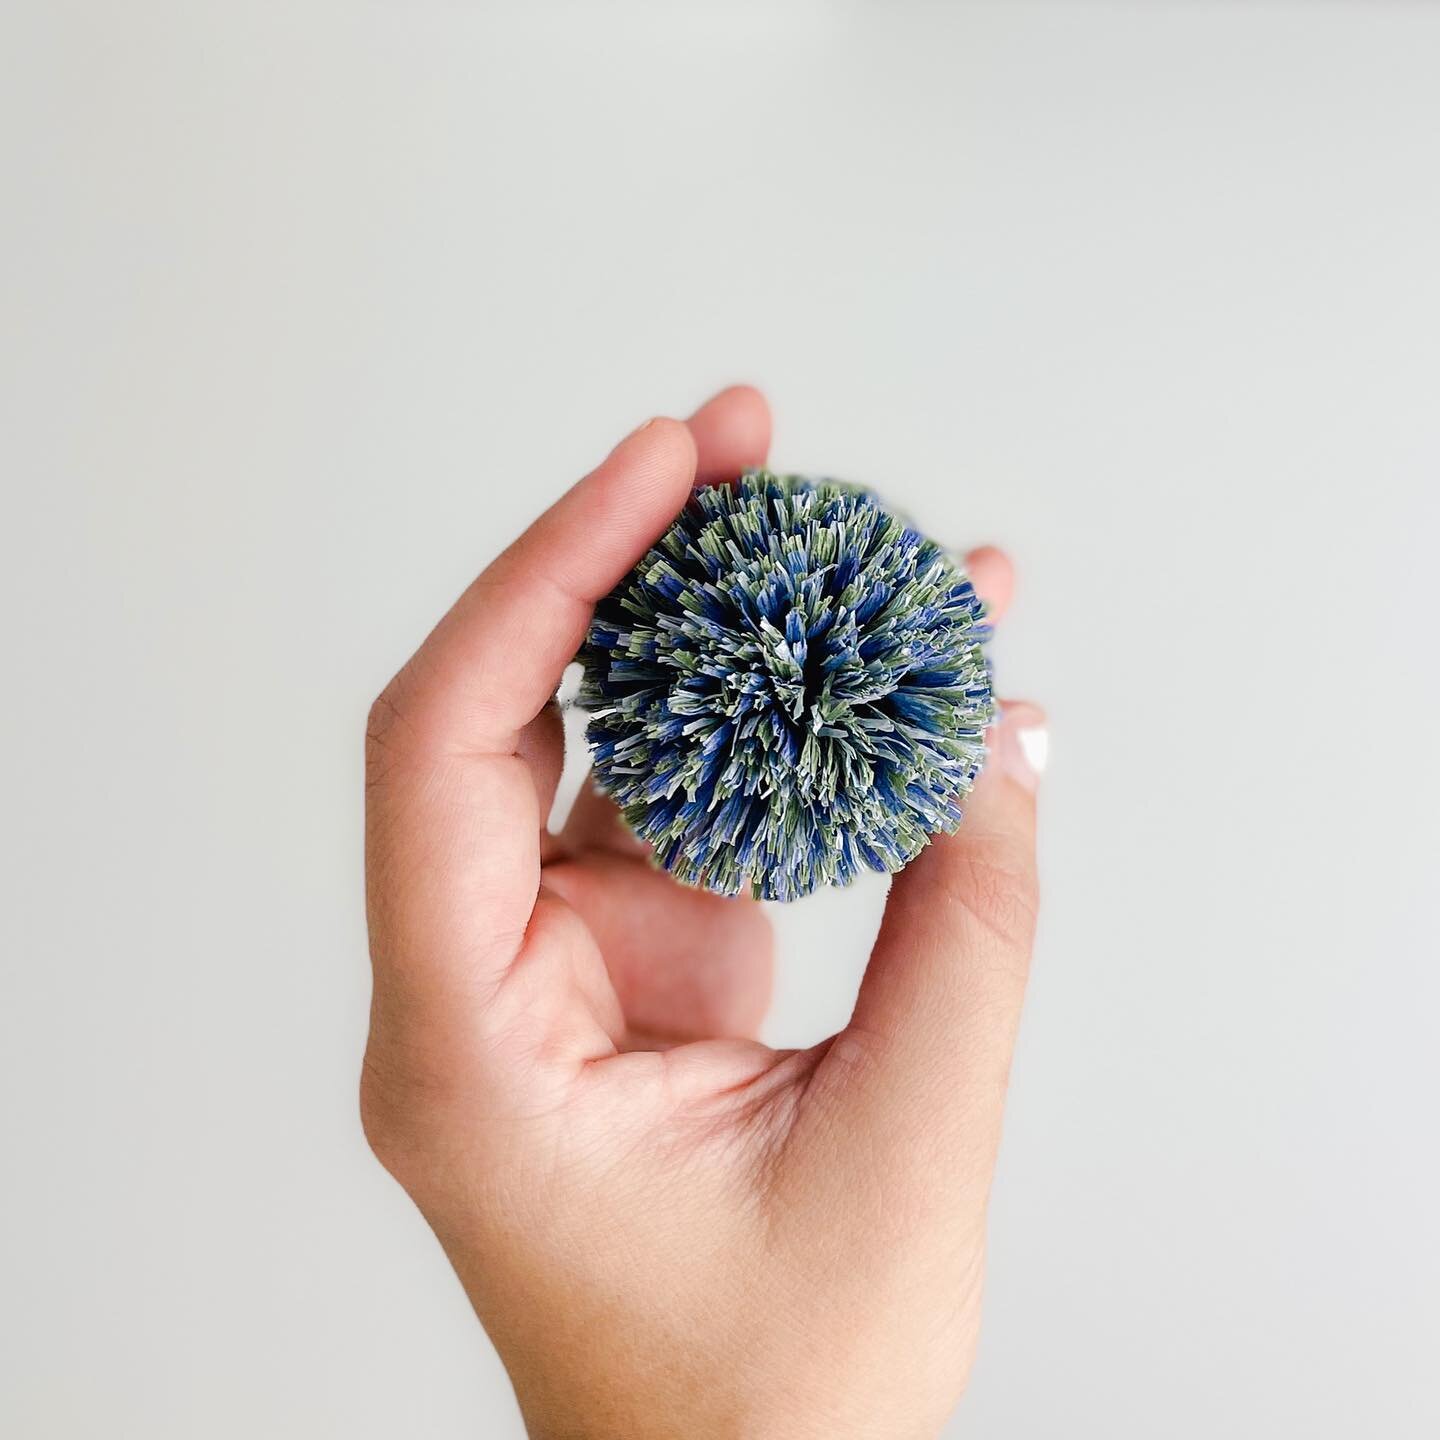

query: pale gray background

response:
[3,1,1438,1435]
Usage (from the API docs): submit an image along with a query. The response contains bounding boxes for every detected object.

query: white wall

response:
[3,2,1437,1435]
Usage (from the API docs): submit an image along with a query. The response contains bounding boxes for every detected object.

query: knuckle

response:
[365,688,398,742]
[365,652,464,785]
[365,669,438,787]
[814,1024,893,1097]
[365,687,407,785]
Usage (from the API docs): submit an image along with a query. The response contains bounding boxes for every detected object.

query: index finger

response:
[364,419,697,1010]
[381,418,698,761]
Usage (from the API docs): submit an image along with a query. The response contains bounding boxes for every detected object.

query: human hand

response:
[362,387,1044,1440]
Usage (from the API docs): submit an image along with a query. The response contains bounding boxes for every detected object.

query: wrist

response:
[515,1369,944,1440]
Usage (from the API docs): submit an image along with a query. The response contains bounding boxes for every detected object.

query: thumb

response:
[835,701,1047,1176]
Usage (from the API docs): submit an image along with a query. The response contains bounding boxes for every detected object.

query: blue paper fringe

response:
[577,471,995,901]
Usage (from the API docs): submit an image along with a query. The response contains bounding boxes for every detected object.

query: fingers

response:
[963,545,1014,625]
[561,385,772,856]
[390,419,698,761]
[687,384,772,486]
[829,698,1046,1179]
[365,419,698,1026]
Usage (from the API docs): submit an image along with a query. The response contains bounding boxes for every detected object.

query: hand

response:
[361,387,1045,1440]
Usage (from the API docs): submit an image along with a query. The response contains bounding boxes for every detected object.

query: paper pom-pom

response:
[576,471,995,901]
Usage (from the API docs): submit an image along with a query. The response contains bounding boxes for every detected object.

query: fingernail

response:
[1017,724,1049,778]
[995,703,1047,792]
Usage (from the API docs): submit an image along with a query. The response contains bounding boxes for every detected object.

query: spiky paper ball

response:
[576,471,995,901]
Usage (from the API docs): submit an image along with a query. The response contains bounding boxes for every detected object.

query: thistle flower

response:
[577,471,995,901]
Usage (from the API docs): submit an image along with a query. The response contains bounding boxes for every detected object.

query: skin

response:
[362,387,1044,1440]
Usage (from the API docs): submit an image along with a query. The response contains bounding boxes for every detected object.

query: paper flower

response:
[577,471,994,901]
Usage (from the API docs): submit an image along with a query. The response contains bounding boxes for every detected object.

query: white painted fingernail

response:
[1017,725,1049,778]
[995,704,1047,792]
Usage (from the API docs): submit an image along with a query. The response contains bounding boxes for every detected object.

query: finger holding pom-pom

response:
[962,545,1014,625]
[562,385,774,857]
[834,698,1044,1182]
[687,384,772,487]
[365,419,697,1049]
